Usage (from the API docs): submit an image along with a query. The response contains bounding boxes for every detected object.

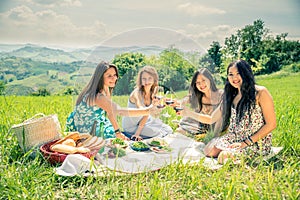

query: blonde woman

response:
[122,66,172,141]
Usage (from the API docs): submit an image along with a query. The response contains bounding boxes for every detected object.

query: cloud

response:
[177,2,226,16]
[23,0,82,7]
[177,24,236,48]
[0,5,109,47]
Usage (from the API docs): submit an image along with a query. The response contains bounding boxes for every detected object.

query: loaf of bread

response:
[51,132,80,148]
[51,144,90,154]
[62,138,76,147]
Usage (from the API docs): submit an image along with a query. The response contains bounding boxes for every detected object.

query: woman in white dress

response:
[122,66,172,141]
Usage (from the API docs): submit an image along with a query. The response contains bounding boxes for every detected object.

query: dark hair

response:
[222,59,256,130]
[189,68,218,112]
[76,61,118,106]
[136,65,159,98]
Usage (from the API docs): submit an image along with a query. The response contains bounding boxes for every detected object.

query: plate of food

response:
[108,138,128,149]
[130,141,150,151]
[150,146,172,154]
[147,138,168,148]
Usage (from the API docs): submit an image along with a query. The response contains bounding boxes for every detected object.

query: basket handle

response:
[24,113,46,123]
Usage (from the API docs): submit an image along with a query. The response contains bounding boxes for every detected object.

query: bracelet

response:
[243,139,249,146]
[248,136,254,145]
[114,129,121,134]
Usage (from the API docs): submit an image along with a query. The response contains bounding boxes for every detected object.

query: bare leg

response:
[203,137,222,157]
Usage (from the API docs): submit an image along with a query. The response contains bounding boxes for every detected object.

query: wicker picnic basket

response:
[11,113,62,151]
[40,139,99,165]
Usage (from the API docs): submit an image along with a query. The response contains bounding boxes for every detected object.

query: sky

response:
[0,0,299,50]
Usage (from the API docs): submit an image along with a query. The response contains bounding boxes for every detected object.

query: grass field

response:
[0,73,299,199]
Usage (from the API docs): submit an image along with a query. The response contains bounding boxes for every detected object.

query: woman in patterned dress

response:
[66,61,155,140]
[177,68,223,137]
[122,66,172,141]
[182,60,276,163]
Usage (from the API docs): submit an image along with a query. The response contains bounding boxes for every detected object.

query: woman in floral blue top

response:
[66,61,154,140]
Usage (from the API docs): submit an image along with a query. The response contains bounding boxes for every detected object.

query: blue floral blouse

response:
[66,96,115,139]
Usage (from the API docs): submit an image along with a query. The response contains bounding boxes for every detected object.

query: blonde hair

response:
[136,65,159,95]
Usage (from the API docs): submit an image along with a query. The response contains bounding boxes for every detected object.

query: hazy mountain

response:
[0,43,167,95]
[0,44,92,63]
[0,43,166,63]
[0,44,28,52]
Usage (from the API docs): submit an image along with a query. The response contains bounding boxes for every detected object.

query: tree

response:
[207,41,222,73]
[63,87,80,95]
[0,81,5,95]
[221,19,270,74]
[31,87,51,96]
[158,46,196,91]
[239,19,269,66]
[112,52,146,95]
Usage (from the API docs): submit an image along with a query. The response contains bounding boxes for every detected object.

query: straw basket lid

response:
[11,113,61,151]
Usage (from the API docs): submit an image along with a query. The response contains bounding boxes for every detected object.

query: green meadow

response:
[0,73,299,199]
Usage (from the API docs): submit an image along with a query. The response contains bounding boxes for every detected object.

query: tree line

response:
[0,19,299,96]
[111,19,299,95]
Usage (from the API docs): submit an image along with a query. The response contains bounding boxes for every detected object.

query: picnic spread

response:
[51,133,283,176]
[52,133,220,176]
[11,113,283,177]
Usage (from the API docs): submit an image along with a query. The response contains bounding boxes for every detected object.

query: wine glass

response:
[165,92,174,106]
[173,94,188,113]
[155,86,165,108]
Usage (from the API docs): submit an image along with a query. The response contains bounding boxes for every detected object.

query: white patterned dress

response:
[216,104,272,158]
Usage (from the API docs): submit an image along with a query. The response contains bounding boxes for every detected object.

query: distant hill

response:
[0,43,166,63]
[0,44,92,63]
[0,43,167,95]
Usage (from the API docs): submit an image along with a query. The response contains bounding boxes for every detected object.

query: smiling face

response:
[103,67,118,88]
[195,74,210,93]
[141,72,155,90]
[227,65,242,89]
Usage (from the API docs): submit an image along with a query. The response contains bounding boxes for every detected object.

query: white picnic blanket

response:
[54,133,283,176]
[98,133,208,173]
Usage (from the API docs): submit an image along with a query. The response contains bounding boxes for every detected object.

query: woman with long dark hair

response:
[182,60,276,163]
[66,61,155,140]
[177,68,223,137]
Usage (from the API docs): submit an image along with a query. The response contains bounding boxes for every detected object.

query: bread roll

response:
[50,144,90,154]
[76,147,91,153]
[62,139,76,147]
[51,132,80,148]
[51,144,78,154]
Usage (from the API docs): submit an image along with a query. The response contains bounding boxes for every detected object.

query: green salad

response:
[132,141,149,149]
[111,138,125,145]
[150,140,161,146]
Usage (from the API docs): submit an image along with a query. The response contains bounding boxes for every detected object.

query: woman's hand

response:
[116,132,130,141]
[180,106,190,117]
[131,135,143,141]
[228,142,247,149]
[152,98,160,106]
[149,104,161,117]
